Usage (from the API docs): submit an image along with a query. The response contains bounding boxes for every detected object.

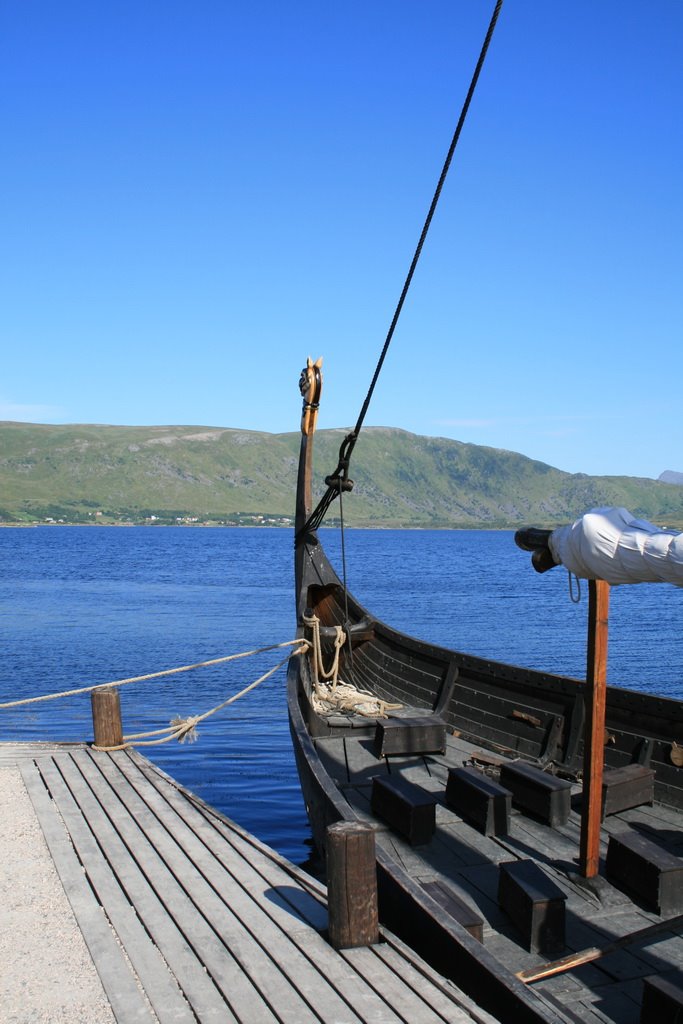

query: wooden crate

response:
[601,763,655,819]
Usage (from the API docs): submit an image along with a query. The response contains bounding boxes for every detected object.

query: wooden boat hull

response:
[288,529,683,1024]
[291,534,683,807]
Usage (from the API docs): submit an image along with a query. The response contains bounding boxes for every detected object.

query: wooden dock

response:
[1,742,497,1024]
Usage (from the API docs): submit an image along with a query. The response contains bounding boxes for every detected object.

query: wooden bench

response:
[420,879,484,941]
[641,973,683,1024]
[374,716,447,757]
[601,763,655,819]
[445,766,511,837]
[606,830,683,914]
[371,775,436,846]
[499,760,572,827]
[498,859,566,955]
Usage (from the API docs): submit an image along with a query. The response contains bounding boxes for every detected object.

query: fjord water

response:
[1,526,681,864]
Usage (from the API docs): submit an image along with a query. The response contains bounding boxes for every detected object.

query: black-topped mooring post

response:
[326,821,379,949]
[91,686,123,748]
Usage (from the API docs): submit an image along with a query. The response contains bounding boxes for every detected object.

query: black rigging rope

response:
[298,0,504,540]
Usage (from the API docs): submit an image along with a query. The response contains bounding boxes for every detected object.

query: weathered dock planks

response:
[3,742,496,1024]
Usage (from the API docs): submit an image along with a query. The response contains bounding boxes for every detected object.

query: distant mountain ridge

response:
[659,470,683,486]
[1,421,682,528]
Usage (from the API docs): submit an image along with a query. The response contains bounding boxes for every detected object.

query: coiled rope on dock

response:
[0,639,309,751]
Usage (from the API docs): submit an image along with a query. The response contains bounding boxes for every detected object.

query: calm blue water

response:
[1,526,681,864]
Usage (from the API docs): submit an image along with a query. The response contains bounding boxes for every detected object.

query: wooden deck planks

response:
[0,740,83,766]
[7,742,485,1024]
[19,754,158,1024]
[315,735,351,784]
[342,946,460,1024]
[95,752,388,1024]
[34,753,197,1024]
[55,751,263,1023]
[331,729,683,1024]
[69,749,341,1024]
[369,943,499,1024]
[130,753,331,932]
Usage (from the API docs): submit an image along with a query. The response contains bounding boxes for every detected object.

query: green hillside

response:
[1,421,681,528]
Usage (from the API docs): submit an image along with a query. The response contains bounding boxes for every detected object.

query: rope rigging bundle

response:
[304,613,402,719]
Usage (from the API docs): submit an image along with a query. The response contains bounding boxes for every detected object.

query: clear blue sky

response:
[1,1,681,479]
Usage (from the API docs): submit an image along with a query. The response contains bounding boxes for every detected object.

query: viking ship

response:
[287,7,683,1023]
[288,361,683,1024]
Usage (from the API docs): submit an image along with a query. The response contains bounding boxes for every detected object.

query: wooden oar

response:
[517,912,683,984]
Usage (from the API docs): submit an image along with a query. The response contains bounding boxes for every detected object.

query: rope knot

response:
[170,715,200,744]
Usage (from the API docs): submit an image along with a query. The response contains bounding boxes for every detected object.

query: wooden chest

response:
[374,716,447,757]
[601,763,655,819]
[499,760,572,827]
[498,859,566,955]
[445,766,511,837]
[371,775,436,846]
[606,830,683,915]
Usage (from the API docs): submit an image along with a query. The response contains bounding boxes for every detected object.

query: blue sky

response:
[1,1,681,479]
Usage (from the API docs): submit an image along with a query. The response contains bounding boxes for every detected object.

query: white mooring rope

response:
[1,639,310,752]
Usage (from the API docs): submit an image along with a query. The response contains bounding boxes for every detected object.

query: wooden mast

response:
[579,578,610,878]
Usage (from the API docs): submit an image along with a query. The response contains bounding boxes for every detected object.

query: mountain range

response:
[1,421,682,529]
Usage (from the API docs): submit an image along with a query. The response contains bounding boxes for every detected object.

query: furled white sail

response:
[548,507,683,586]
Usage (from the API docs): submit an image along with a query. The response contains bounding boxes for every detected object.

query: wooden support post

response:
[326,821,379,949]
[579,579,610,878]
[91,686,123,748]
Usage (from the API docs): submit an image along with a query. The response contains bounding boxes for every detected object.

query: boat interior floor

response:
[313,729,683,1024]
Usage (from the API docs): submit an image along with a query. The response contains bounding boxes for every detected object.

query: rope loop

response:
[568,571,582,604]
[303,613,345,695]
[0,640,305,710]
[3,637,311,753]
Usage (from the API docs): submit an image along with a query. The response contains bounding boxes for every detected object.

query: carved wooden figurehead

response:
[296,357,324,540]
[299,357,323,437]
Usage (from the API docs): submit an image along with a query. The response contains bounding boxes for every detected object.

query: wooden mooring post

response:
[91,686,123,748]
[579,579,610,878]
[326,821,379,949]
